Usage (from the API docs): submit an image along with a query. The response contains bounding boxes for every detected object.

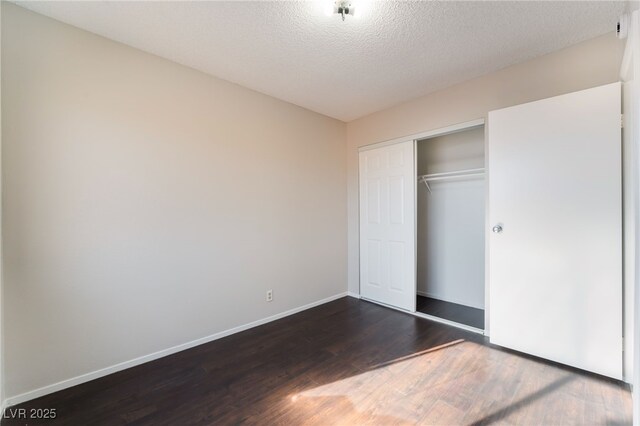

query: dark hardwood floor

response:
[416,295,485,329]
[2,297,631,425]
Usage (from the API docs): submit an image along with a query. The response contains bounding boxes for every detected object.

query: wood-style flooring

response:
[2,297,632,425]
[416,295,485,329]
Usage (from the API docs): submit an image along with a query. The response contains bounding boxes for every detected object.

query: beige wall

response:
[2,3,346,400]
[347,32,626,295]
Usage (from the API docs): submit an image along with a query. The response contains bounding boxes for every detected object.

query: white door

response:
[359,140,416,311]
[488,82,622,379]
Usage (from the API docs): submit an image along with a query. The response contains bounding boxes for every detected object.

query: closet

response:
[359,82,624,380]
[416,126,485,331]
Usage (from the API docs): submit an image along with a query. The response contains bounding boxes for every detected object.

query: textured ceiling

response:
[14,1,625,121]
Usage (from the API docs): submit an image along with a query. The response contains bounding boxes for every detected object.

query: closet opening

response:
[416,124,486,331]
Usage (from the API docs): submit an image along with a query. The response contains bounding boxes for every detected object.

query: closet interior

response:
[416,125,486,330]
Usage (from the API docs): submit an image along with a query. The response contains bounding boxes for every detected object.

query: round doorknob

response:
[492,225,503,233]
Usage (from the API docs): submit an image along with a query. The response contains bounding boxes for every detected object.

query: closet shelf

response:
[418,168,485,193]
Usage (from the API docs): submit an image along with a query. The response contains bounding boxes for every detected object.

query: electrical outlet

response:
[266,290,273,302]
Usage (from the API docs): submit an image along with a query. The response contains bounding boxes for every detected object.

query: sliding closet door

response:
[359,141,416,312]
[488,82,622,379]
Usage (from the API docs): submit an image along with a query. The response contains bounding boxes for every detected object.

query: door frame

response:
[357,118,488,335]
[620,8,640,413]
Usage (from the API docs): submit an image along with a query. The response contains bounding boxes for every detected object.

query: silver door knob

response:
[492,225,503,233]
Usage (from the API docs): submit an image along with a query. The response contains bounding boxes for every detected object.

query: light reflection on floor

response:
[281,339,631,425]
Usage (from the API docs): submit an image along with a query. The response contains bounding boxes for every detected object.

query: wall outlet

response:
[266,290,273,302]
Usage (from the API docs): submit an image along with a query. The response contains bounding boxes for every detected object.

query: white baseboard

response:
[5,291,348,408]
[347,291,360,299]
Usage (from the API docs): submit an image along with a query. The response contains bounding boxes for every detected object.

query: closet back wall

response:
[2,3,347,400]
[417,128,485,309]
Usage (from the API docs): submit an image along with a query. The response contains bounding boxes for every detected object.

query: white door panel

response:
[488,82,622,379]
[359,141,416,311]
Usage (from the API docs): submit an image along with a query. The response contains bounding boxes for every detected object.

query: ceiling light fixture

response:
[326,1,356,21]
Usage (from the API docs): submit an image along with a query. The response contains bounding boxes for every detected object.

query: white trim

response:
[347,291,361,299]
[358,118,485,152]
[413,140,418,312]
[411,311,485,335]
[483,122,491,337]
[412,139,420,312]
[626,9,640,425]
[622,14,634,81]
[4,292,348,407]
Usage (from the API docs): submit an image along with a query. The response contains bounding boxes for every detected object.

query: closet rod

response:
[420,172,485,183]
[418,167,485,181]
[418,168,485,194]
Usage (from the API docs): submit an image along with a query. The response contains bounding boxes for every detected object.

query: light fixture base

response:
[333,1,355,21]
